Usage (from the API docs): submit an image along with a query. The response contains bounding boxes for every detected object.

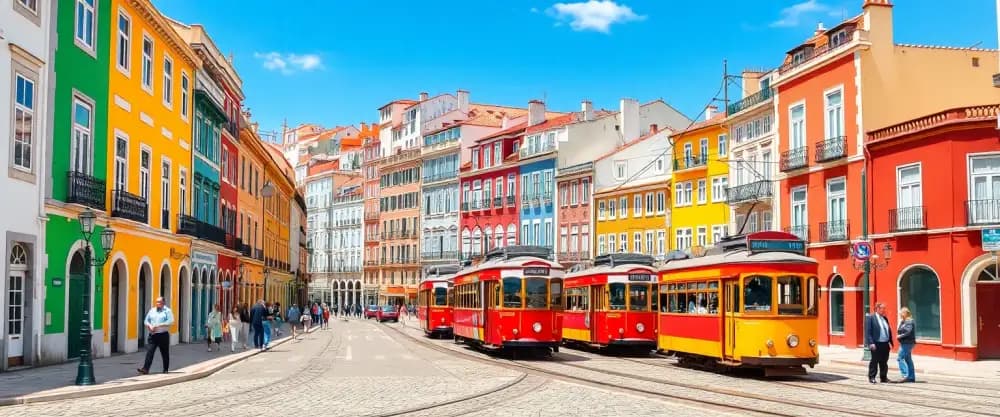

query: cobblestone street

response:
[2,318,998,417]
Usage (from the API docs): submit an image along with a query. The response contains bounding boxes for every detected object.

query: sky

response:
[153,0,997,135]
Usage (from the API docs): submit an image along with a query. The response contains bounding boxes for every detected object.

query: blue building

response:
[518,157,556,249]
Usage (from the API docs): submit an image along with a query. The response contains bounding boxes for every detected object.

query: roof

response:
[594,128,671,162]
[565,262,656,279]
[307,160,339,176]
[377,98,418,110]
[594,176,669,195]
[783,15,863,63]
[659,249,817,273]
[476,121,528,143]
[525,113,578,134]
[676,113,726,135]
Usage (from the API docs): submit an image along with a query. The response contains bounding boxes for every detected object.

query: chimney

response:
[581,100,594,121]
[457,89,470,113]
[814,22,826,36]
[528,100,546,127]
[619,98,640,143]
[501,115,510,129]
[705,105,718,121]
[419,92,429,101]
[649,124,658,134]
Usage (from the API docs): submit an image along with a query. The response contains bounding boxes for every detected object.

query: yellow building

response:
[592,129,673,258]
[262,143,296,306]
[103,0,200,352]
[670,111,729,253]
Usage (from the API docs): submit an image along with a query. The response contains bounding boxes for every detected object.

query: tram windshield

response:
[777,275,803,315]
[608,283,627,311]
[525,278,548,309]
[743,275,772,313]
[628,284,649,311]
[502,277,522,308]
[433,287,448,306]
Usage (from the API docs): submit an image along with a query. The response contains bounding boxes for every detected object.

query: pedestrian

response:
[263,302,274,349]
[896,307,916,383]
[206,304,223,352]
[273,302,283,337]
[865,302,893,384]
[323,304,331,329]
[299,308,312,338]
[138,297,173,375]
[228,306,242,352]
[250,300,267,351]
[399,303,406,323]
[239,302,252,350]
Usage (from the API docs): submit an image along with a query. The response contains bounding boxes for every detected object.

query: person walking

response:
[250,300,267,351]
[865,302,894,384]
[299,308,312,338]
[206,304,223,352]
[262,302,274,349]
[239,302,252,350]
[896,307,916,383]
[273,302,283,337]
[322,304,331,329]
[228,306,242,352]
[138,297,173,375]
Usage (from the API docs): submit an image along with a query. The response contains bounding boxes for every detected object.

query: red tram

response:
[417,265,460,338]
[452,246,565,351]
[562,253,658,350]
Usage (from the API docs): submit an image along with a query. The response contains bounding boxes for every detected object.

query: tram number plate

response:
[748,239,806,255]
[524,267,550,276]
[628,274,653,282]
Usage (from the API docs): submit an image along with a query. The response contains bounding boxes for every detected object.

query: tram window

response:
[494,284,501,307]
[777,275,803,315]
[526,278,548,308]
[608,283,627,310]
[628,284,649,311]
[550,279,563,309]
[448,289,455,307]
[658,284,670,312]
[806,276,819,316]
[651,285,659,312]
[744,275,773,313]
[434,287,448,306]
[706,292,719,314]
[502,277,523,308]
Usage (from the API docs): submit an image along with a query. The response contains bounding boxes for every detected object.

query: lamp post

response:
[260,180,275,301]
[850,229,893,360]
[76,209,116,385]
[238,263,245,304]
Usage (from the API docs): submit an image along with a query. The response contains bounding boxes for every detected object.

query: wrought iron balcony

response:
[239,242,253,257]
[178,214,198,236]
[506,195,515,206]
[726,180,773,205]
[783,225,809,241]
[254,249,264,261]
[780,147,808,172]
[421,251,459,261]
[422,172,457,183]
[177,214,225,246]
[726,87,774,116]
[493,197,502,207]
[889,206,926,232]
[66,171,106,210]
[225,234,240,251]
[674,154,708,171]
[461,202,470,212]
[966,199,1000,226]
[818,220,849,242]
[111,190,148,224]
[814,136,847,163]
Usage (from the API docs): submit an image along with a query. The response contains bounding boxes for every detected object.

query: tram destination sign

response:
[524,267,550,276]
[628,273,653,282]
[747,238,806,255]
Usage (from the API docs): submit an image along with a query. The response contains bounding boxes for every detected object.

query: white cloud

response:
[530,7,540,13]
[253,52,323,75]
[547,1,645,33]
[770,0,829,28]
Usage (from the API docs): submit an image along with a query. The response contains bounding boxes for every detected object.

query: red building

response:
[459,123,525,259]
[847,105,1000,360]
[362,133,381,304]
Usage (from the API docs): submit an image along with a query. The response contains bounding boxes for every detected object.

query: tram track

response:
[384,323,869,416]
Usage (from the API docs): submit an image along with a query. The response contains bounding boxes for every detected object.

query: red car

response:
[365,304,379,320]
[376,305,399,322]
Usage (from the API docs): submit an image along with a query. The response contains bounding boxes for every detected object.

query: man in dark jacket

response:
[864,302,893,384]
[250,300,268,351]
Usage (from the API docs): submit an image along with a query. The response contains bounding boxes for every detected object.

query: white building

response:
[328,184,363,307]
[725,70,778,235]
[1,0,51,370]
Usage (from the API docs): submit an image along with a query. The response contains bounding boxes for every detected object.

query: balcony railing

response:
[225,234,240,251]
[506,195,515,206]
[239,242,253,257]
[461,202,470,212]
[66,171,106,210]
[365,211,379,220]
[780,147,808,172]
[818,220,849,242]
[421,251,459,261]
[814,136,847,163]
[254,249,264,261]
[381,148,421,166]
[674,154,708,171]
[177,214,226,246]
[966,199,1000,226]
[422,172,457,183]
[726,180,773,205]
[111,190,148,224]
[178,214,198,236]
[783,225,809,241]
[889,206,926,232]
[726,87,774,116]
[493,197,502,207]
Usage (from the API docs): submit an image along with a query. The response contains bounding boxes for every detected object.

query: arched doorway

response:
[976,262,1000,357]
[67,250,87,359]
[110,259,128,354]
[159,264,171,303]
[191,267,201,340]
[898,266,941,341]
[138,263,151,348]
[6,244,29,366]
[178,266,189,343]
[829,275,845,335]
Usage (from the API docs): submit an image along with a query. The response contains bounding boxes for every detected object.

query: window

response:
[829,29,851,47]
[598,200,606,220]
[657,230,665,255]
[12,73,35,173]
[633,232,641,253]
[75,0,96,51]
[969,155,1000,224]
[791,187,808,240]
[141,36,153,91]
[71,97,93,174]
[790,104,805,149]
[899,267,942,340]
[116,11,131,72]
[483,146,492,168]
[645,231,654,255]
[140,148,151,216]
[619,197,628,218]
[618,233,627,252]
[471,149,480,170]
[825,89,844,140]
[502,277,522,308]
[675,228,692,251]
[711,225,725,243]
[559,184,568,207]
[180,72,189,119]
[744,275,772,313]
[507,174,515,198]
[114,136,128,191]
[710,177,727,202]
[697,179,706,204]
[633,194,642,218]
[655,156,665,174]
[570,180,578,205]
[777,276,803,315]
[545,221,553,248]
[608,234,616,255]
[522,222,529,245]
[696,226,707,247]
[495,177,503,200]
[597,234,606,256]
[829,275,845,334]
[493,142,501,165]
[581,178,590,202]
[718,134,727,156]
[161,160,171,229]
[656,192,665,214]
[826,178,847,240]
[615,161,626,180]
[646,192,654,215]
[608,198,616,219]
[162,55,173,107]
[699,138,708,161]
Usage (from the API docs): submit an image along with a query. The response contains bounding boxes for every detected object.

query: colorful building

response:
[262,144,296,308]
[724,70,777,236]
[362,128,382,305]
[377,147,422,305]
[236,115,268,308]
[670,110,729,252]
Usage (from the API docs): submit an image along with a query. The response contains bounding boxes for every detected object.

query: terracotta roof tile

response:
[307,160,339,176]
[476,121,527,143]
[526,113,579,134]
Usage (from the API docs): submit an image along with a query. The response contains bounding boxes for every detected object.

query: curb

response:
[0,325,321,406]
[826,358,1000,380]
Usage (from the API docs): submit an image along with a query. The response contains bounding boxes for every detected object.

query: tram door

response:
[590,285,602,343]
[482,281,494,342]
[722,278,739,360]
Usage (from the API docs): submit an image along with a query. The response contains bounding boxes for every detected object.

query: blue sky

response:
[153,0,996,134]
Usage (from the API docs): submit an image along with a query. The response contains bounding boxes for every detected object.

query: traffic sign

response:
[852,241,872,261]
[983,228,1000,252]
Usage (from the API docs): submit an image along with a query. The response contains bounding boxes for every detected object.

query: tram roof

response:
[458,255,563,275]
[658,249,817,272]
[565,262,657,278]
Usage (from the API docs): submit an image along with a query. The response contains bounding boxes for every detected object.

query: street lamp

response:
[76,209,115,385]
[238,263,245,304]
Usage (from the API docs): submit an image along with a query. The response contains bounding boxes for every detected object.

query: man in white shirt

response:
[138,297,173,374]
[864,302,893,383]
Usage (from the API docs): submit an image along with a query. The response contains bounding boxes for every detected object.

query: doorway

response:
[178,266,188,342]
[67,251,87,359]
[723,278,739,360]
[138,265,150,348]
[977,263,1000,358]
[110,260,126,354]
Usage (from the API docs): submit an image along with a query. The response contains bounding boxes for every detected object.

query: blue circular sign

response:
[852,242,871,261]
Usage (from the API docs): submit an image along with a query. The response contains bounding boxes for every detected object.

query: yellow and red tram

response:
[452,246,565,351]
[417,265,459,338]
[657,231,820,376]
[562,254,658,350]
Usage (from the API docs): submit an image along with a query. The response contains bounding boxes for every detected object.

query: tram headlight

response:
[786,334,800,348]
[636,323,645,333]
[440,317,445,324]
[809,339,817,347]
[532,322,542,333]
[512,328,519,336]
[766,339,775,348]
[618,327,625,335]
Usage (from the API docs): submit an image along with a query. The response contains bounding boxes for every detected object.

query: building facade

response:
[262,144,295,308]
[459,122,526,259]
[725,70,777,236]
[236,114,269,314]
[670,111,730,252]
[377,148,421,305]
[329,183,363,308]
[362,131,381,305]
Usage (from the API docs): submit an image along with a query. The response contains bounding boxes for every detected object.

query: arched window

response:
[494,225,504,248]
[506,224,517,246]
[472,227,482,256]
[461,228,471,259]
[484,226,493,252]
[978,264,999,281]
[829,275,845,334]
[899,267,941,340]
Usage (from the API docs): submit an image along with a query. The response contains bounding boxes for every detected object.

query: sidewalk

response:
[0,323,313,406]
[819,345,1000,380]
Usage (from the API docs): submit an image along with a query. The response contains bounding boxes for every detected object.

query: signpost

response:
[983,228,1000,252]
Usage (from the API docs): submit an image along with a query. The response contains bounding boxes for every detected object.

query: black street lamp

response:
[238,263,245,304]
[76,209,116,385]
